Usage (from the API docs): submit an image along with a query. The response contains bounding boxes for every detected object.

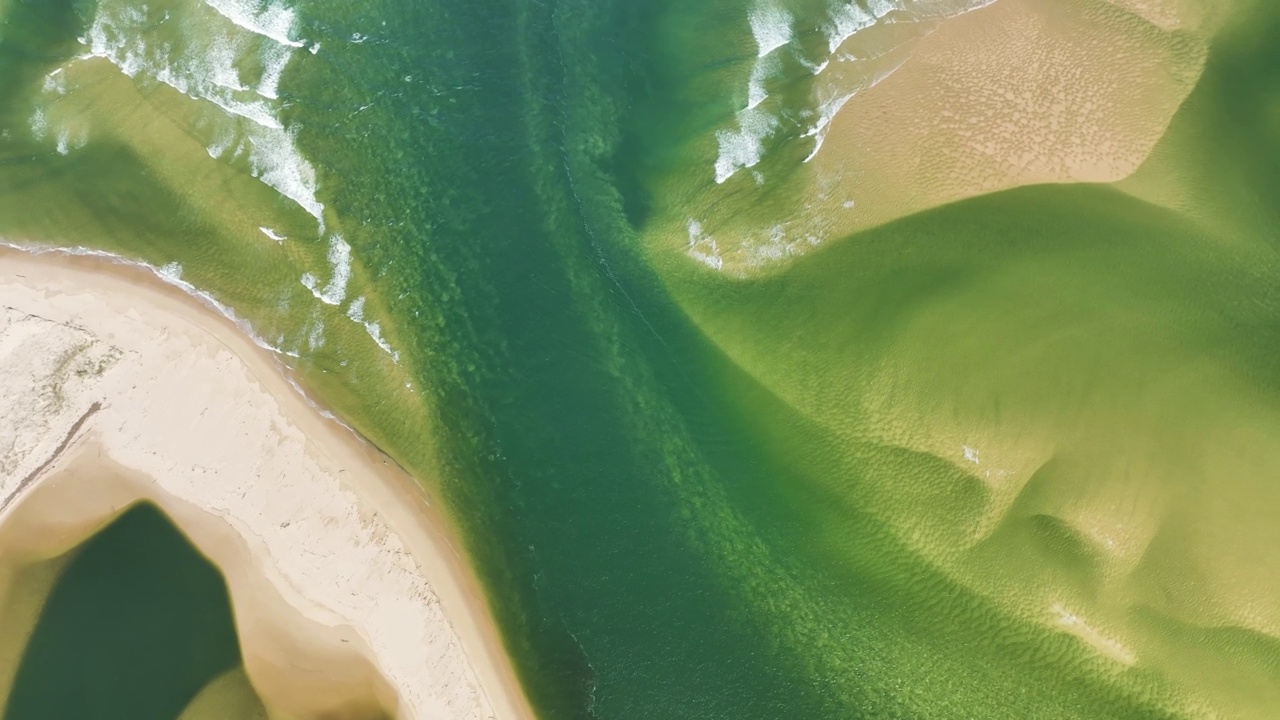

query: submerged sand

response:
[0,246,532,720]
[674,0,1218,275]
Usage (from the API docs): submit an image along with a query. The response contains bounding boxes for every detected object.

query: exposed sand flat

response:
[0,246,532,720]
[679,0,1212,275]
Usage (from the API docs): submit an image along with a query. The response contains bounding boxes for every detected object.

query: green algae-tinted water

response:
[4,503,258,720]
[1,0,1279,717]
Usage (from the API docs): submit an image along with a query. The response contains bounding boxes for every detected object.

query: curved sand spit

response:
[0,246,532,720]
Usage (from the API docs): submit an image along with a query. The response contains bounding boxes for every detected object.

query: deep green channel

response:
[281,1,826,715]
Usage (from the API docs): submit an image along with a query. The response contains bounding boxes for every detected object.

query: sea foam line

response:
[715,107,778,184]
[260,226,287,243]
[203,0,305,48]
[78,0,325,225]
[300,235,352,306]
[2,241,290,360]
[714,0,798,184]
[749,3,793,58]
[0,240,380,431]
[824,1,877,55]
[346,296,400,361]
[686,220,724,271]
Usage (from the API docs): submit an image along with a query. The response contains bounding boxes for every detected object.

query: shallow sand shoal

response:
[0,246,533,720]
[676,0,1213,275]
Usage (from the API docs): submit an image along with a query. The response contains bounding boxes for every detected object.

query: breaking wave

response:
[56,0,325,224]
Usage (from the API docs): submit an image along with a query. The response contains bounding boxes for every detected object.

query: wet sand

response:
[677,0,1212,275]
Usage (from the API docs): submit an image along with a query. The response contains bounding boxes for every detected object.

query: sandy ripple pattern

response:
[677,0,1218,275]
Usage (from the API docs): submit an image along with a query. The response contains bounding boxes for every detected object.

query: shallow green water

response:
[4,504,254,720]
[2,0,1279,717]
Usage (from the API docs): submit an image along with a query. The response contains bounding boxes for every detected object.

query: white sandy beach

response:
[0,246,532,720]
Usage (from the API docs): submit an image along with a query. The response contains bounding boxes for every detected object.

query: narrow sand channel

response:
[0,246,532,720]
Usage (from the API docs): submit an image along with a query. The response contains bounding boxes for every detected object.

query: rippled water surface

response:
[2,0,1278,717]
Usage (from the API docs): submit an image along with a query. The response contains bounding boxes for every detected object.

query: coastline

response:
[0,245,533,720]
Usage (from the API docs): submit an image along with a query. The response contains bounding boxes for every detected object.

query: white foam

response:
[159,261,183,281]
[299,235,351,306]
[257,43,292,100]
[2,241,289,360]
[802,90,857,161]
[801,1,900,163]
[259,226,286,243]
[42,68,68,95]
[746,56,776,110]
[749,3,793,58]
[753,224,790,263]
[80,0,325,225]
[345,296,398,361]
[300,271,319,296]
[29,109,46,139]
[345,295,366,323]
[865,0,899,20]
[686,220,724,271]
[803,52,909,162]
[803,0,1000,164]
[824,1,877,54]
[361,320,398,361]
[205,36,247,92]
[741,225,824,268]
[203,0,304,48]
[206,130,236,160]
[715,107,778,183]
[135,54,276,127]
[246,127,324,221]
[938,0,1000,21]
[0,241,400,438]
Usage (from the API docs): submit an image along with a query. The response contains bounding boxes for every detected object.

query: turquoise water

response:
[2,0,1279,717]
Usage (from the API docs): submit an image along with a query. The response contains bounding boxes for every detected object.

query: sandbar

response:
[675,0,1213,275]
[0,245,533,720]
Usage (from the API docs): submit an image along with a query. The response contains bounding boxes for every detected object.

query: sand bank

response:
[0,246,532,720]
[676,0,1213,275]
